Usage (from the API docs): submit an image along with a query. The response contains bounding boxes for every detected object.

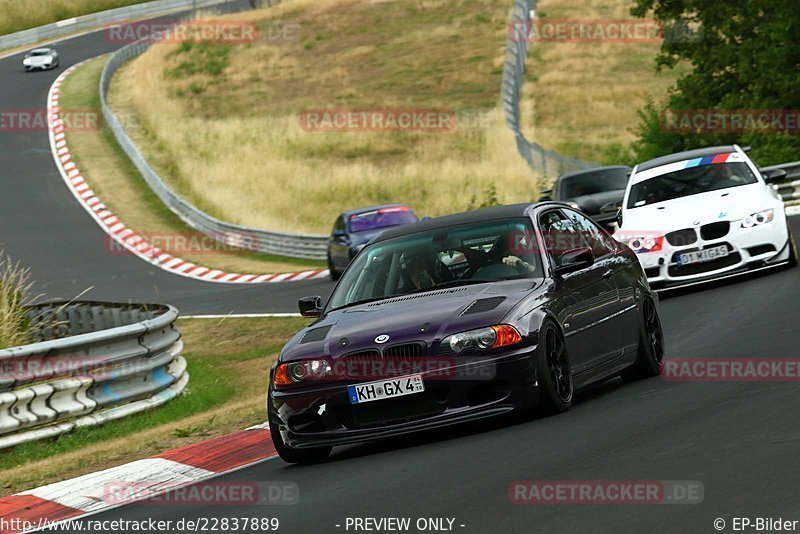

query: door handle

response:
[603,269,613,278]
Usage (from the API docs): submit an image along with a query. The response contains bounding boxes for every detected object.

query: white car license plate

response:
[347,375,424,405]
[677,245,729,266]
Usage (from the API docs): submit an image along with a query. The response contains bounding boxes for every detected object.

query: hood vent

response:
[461,296,506,315]
[367,287,469,307]
[299,325,332,344]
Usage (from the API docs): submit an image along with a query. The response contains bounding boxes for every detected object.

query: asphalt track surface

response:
[0,2,333,315]
[3,7,800,534]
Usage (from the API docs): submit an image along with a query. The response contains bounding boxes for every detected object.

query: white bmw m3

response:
[615,145,797,289]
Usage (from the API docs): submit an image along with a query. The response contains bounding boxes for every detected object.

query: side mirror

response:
[762,168,788,184]
[615,209,623,228]
[553,247,594,276]
[298,296,323,318]
[539,188,553,202]
[600,201,620,214]
[332,229,347,238]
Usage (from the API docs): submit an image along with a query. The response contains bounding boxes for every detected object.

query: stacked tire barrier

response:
[100,23,329,260]
[0,301,185,449]
[501,0,597,181]
[0,0,235,52]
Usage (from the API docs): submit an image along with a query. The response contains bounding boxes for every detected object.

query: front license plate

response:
[348,375,425,405]
[677,245,729,266]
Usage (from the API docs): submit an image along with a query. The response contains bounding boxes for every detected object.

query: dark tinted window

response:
[559,168,629,199]
[563,209,616,256]
[538,210,586,267]
[328,218,542,310]
[628,162,758,209]
[348,207,418,233]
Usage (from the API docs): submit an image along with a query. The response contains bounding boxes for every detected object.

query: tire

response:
[623,296,664,380]
[534,321,573,414]
[269,420,331,464]
[327,254,341,281]
[787,225,798,268]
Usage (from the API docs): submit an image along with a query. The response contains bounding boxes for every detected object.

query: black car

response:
[269,203,664,463]
[540,165,631,229]
[327,204,419,281]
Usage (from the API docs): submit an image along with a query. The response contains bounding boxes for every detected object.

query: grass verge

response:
[59,56,323,274]
[0,316,309,496]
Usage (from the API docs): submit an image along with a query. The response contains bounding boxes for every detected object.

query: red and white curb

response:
[47,62,329,284]
[0,424,277,533]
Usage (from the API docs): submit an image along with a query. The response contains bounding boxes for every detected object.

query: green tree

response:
[630,0,800,165]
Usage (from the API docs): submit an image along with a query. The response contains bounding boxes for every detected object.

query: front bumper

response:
[24,64,53,71]
[635,217,790,289]
[268,349,538,449]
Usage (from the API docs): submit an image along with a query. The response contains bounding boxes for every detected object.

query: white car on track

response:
[22,47,59,71]
[615,145,797,289]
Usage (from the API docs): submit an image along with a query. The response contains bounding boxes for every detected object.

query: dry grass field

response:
[61,56,323,273]
[110,0,534,234]
[109,0,683,234]
[526,0,687,164]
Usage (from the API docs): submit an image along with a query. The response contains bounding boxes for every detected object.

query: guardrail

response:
[501,0,597,182]
[100,17,329,260]
[0,301,185,449]
[0,0,236,53]
[762,161,800,206]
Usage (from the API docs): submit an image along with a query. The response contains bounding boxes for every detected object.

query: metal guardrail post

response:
[501,0,597,182]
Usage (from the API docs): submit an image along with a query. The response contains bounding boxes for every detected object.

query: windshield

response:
[29,50,51,56]
[328,218,542,310]
[559,168,629,199]
[348,207,418,233]
[627,162,758,209]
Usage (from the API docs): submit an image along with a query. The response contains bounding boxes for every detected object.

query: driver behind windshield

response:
[496,231,537,274]
[408,256,436,290]
[400,251,438,291]
[475,232,538,278]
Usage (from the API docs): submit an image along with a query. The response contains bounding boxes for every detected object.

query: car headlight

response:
[619,235,663,254]
[741,209,774,228]
[274,358,332,389]
[442,325,522,354]
[23,59,30,65]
